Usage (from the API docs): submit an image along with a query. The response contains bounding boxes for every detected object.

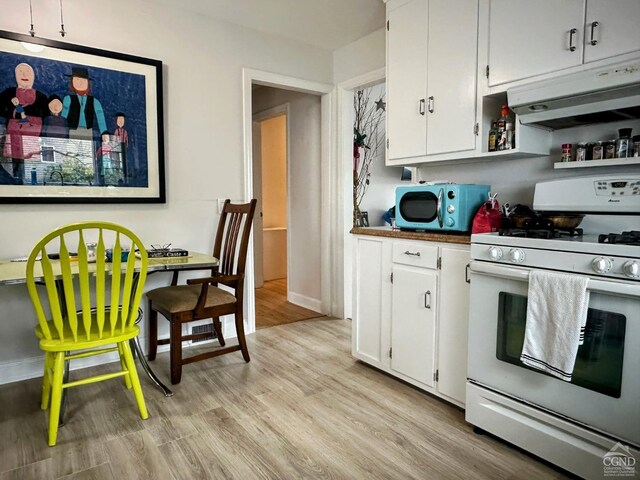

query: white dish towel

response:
[520,270,590,381]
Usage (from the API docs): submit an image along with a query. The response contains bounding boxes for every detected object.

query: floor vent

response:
[191,323,216,343]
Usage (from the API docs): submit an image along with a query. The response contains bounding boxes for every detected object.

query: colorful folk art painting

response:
[0,31,164,203]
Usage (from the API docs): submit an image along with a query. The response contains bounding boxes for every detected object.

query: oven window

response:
[399,191,438,223]
[496,292,626,398]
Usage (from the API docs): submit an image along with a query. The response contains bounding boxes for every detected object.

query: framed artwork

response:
[0,30,165,203]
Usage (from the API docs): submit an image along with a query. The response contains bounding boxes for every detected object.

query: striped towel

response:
[520,270,590,381]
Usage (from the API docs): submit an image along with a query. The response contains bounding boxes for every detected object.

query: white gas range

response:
[465,174,640,480]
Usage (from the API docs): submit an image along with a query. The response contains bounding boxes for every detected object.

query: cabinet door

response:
[426,0,478,155]
[437,247,470,404]
[353,237,390,365]
[584,0,640,63]
[488,0,585,86]
[391,264,437,386]
[387,0,428,161]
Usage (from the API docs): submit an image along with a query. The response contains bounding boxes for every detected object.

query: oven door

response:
[468,260,640,447]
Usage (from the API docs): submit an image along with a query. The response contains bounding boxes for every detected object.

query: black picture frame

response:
[0,30,165,203]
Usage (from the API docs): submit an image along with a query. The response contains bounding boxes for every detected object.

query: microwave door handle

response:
[437,188,444,227]
[469,261,640,298]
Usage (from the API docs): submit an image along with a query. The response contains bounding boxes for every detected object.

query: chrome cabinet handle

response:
[465,263,471,284]
[427,96,434,113]
[404,250,421,257]
[590,21,599,45]
[424,290,431,309]
[569,28,577,52]
[419,99,426,116]
[437,188,443,227]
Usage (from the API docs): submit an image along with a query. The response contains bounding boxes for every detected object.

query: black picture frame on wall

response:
[0,30,165,203]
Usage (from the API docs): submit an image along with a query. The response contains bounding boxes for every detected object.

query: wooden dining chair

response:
[25,222,149,446]
[146,199,257,384]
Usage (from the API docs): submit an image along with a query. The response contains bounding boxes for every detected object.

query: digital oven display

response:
[611,181,627,188]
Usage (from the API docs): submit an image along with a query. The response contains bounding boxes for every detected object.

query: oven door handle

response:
[469,261,640,298]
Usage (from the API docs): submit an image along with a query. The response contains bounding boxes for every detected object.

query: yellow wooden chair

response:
[26,222,149,446]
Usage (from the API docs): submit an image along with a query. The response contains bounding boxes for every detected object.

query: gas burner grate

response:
[499,227,583,239]
[598,231,640,246]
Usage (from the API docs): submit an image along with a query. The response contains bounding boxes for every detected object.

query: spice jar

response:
[560,143,572,162]
[592,141,604,160]
[586,142,595,160]
[633,135,640,157]
[616,128,632,158]
[604,140,616,159]
[576,143,587,161]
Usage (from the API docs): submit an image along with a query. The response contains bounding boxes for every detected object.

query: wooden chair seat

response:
[147,199,257,385]
[146,284,236,315]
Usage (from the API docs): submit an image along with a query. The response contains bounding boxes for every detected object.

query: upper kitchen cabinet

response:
[386,0,479,165]
[487,0,640,87]
[487,0,585,87]
[583,0,640,63]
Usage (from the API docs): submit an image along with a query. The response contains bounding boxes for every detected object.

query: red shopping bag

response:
[472,195,502,234]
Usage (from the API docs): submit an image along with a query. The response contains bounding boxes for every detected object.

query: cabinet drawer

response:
[392,241,438,269]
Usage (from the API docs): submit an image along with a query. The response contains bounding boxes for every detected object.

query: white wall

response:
[252,87,322,311]
[333,28,385,85]
[0,0,333,383]
[355,83,402,226]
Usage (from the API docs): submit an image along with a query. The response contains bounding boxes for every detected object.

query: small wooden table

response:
[0,252,219,400]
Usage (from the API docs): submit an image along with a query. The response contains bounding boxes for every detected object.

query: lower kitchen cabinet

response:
[352,234,471,407]
[391,264,437,387]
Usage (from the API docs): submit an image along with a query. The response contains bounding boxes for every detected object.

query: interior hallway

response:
[255,279,321,329]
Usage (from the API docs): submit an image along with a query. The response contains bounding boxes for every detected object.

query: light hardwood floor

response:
[0,318,572,480]
[255,279,321,329]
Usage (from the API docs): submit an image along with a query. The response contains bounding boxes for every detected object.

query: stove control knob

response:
[509,248,526,263]
[592,256,613,274]
[622,260,639,278]
[488,246,503,260]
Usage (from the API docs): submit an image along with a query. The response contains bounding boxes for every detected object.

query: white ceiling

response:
[150,0,386,51]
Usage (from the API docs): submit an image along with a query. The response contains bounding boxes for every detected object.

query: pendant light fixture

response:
[28,0,36,37]
[59,0,66,37]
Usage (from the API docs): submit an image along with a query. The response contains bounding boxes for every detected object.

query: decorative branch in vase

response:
[353,88,385,227]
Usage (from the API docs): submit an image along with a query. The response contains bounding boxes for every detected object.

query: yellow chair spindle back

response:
[26,222,149,347]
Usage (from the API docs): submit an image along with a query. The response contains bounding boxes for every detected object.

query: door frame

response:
[252,103,291,295]
[336,67,386,320]
[242,68,333,334]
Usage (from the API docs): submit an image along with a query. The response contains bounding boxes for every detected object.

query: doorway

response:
[251,89,323,329]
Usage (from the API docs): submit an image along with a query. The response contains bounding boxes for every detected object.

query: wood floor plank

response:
[255,279,321,329]
[2,318,571,480]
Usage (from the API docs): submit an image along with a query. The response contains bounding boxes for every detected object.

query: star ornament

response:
[375,98,386,111]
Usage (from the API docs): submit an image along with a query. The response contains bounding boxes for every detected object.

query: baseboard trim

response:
[1,336,168,386]
[288,291,322,313]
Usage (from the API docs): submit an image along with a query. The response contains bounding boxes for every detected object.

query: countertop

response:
[350,227,471,245]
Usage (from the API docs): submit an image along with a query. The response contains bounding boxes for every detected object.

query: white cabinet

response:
[488,0,585,87]
[487,0,640,87]
[352,234,471,407]
[352,236,391,365]
[584,0,640,63]
[387,0,428,160]
[436,247,470,404]
[386,0,478,164]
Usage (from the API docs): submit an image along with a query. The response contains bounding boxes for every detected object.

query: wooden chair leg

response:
[41,352,53,410]
[170,319,183,384]
[120,341,149,420]
[48,352,66,446]
[117,343,133,389]
[234,308,250,363]
[212,317,225,346]
[148,301,158,361]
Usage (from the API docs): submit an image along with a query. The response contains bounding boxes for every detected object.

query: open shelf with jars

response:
[555,158,640,169]
[479,91,551,160]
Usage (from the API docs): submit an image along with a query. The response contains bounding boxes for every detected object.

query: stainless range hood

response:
[507,60,640,129]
